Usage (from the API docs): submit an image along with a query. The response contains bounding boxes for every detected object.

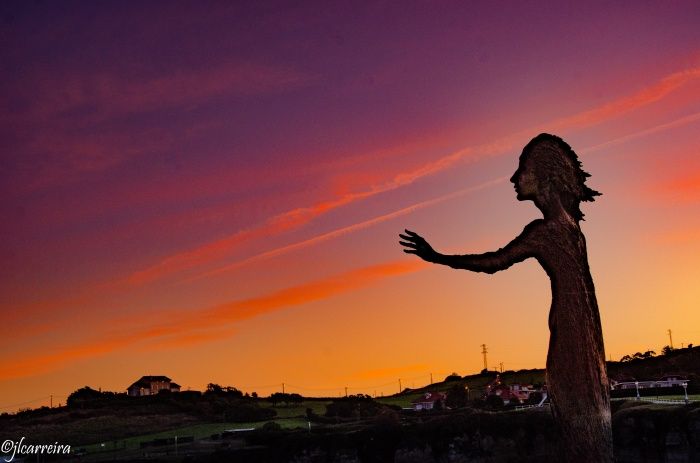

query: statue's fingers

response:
[399,240,417,249]
[403,249,418,255]
[404,229,419,237]
[398,233,412,240]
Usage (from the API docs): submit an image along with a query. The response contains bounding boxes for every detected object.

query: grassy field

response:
[80,400,329,453]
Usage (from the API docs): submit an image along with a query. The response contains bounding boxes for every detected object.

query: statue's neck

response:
[538,196,575,224]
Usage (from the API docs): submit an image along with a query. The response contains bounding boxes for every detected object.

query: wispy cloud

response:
[7,103,700,344]
[191,177,507,281]
[123,67,700,285]
[0,260,425,380]
[551,68,700,131]
[581,111,700,154]
[5,62,313,124]
[1,62,315,193]
[652,171,700,203]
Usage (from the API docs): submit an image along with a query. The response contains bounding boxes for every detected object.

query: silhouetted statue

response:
[400,134,612,462]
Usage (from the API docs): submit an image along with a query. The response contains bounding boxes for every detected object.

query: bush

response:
[67,387,103,408]
[484,395,504,409]
[224,403,276,422]
[325,395,382,419]
[261,421,282,432]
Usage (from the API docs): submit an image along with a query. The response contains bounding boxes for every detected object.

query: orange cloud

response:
[7,66,700,344]
[551,68,700,131]
[0,260,426,381]
[654,172,700,203]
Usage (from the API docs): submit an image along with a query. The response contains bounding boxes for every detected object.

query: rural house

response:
[610,374,689,390]
[484,375,544,404]
[411,392,447,411]
[127,375,181,396]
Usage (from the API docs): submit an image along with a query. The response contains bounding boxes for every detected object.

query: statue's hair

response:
[520,133,601,221]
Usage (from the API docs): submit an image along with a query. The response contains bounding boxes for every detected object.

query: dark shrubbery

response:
[268,392,303,407]
[445,384,469,409]
[325,395,383,419]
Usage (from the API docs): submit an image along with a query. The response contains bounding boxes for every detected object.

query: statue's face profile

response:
[510,158,538,201]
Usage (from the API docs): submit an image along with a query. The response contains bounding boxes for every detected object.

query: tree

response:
[261,421,282,432]
[445,384,469,409]
[206,383,223,394]
[268,392,284,407]
[661,345,674,355]
[325,395,381,419]
[526,391,543,406]
[67,386,103,408]
[485,395,504,409]
[444,372,461,381]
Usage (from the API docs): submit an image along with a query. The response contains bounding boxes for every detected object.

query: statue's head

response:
[510,133,601,221]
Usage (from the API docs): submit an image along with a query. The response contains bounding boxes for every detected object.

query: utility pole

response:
[499,362,503,373]
[398,378,402,393]
[282,383,285,394]
[481,344,488,371]
[668,329,673,349]
[50,395,53,408]
[430,373,433,385]
[344,387,348,397]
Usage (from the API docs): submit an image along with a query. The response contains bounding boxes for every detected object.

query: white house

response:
[127,376,181,396]
[411,392,447,411]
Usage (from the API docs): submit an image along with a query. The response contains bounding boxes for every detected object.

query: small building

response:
[510,383,539,401]
[127,376,181,396]
[484,375,543,404]
[411,392,447,411]
[487,383,521,404]
[610,375,689,390]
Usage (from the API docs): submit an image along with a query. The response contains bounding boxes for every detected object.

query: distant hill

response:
[607,345,700,383]
[396,346,700,397]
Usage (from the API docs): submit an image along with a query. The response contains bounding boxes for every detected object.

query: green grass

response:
[80,401,327,454]
[376,393,422,408]
[259,400,329,418]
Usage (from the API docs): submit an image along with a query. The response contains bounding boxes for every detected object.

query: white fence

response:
[611,397,692,405]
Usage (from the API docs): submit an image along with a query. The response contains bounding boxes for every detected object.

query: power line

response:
[0,396,51,411]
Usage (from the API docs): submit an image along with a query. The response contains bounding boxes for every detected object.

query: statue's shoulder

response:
[522,219,546,235]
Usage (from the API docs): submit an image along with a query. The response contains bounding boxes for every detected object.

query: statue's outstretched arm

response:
[400,221,540,274]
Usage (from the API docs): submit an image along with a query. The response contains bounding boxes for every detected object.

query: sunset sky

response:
[2,1,700,411]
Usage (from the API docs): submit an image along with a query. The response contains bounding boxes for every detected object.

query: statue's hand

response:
[399,229,439,263]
